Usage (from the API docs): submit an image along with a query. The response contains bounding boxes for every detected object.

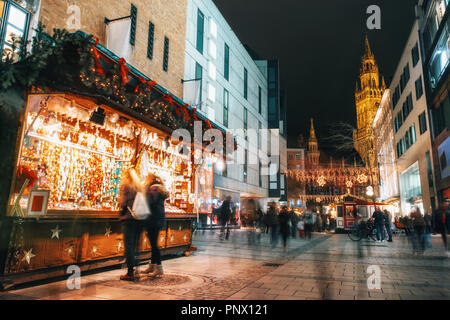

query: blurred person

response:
[141,173,169,277]
[298,216,305,238]
[304,207,314,240]
[383,209,393,242]
[434,201,449,255]
[118,168,141,281]
[289,208,299,238]
[279,206,290,249]
[317,214,323,233]
[424,211,433,249]
[266,202,279,246]
[411,207,426,255]
[218,196,232,240]
[372,207,385,242]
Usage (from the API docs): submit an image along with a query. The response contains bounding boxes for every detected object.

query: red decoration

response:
[192,107,199,121]
[15,165,38,193]
[147,80,157,95]
[118,58,129,86]
[182,104,190,121]
[163,94,174,105]
[134,76,146,94]
[207,120,213,129]
[92,37,106,76]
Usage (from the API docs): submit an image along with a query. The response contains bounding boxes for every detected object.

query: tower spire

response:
[309,118,316,140]
[364,33,373,58]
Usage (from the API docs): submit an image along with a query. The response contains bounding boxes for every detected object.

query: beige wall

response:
[39,0,187,98]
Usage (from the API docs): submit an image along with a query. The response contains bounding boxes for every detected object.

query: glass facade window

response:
[423,0,448,53]
[195,62,203,108]
[258,86,262,114]
[1,0,30,61]
[428,19,450,91]
[243,107,248,130]
[393,85,401,107]
[399,161,423,216]
[400,63,410,93]
[196,9,204,54]
[223,89,229,127]
[244,67,248,99]
[224,43,229,81]
[432,95,450,137]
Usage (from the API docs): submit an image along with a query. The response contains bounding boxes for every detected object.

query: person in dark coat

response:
[434,201,449,253]
[411,207,426,254]
[119,169,140,281]
[266,203,279,246]
[279,206,290,249]
[141,173,169,277]
[383,210,393,242]
[289,209,299,238]
[218,196,232,240]
[372,208,385,242]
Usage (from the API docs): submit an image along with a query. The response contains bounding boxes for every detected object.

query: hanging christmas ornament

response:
[317,175,326,187]
[357,173,368,184]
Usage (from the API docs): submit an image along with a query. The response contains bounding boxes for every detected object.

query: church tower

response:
[307,118,320,168]
[353,34,385,167]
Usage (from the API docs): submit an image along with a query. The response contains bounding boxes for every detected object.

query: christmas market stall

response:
[0,28,232,287]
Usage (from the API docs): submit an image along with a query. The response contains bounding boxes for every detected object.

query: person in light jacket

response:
[141,173,169,277]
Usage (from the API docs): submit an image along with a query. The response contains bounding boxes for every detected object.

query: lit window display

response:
[399,161,424,216]
[428,19,450,90]
[10,94,193,215]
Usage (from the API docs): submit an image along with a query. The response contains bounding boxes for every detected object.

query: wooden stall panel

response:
[166,220,192,248]
[85,222,124,261]
[139,229,167,252]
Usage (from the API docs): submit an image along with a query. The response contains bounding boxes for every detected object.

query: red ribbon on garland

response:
[206,120,213,129]
[134,76,146,94]
[162,94,174,105]
[92,37,105,76]
[192,107,199,121]
[147,80,157,95]
[118,58,129,86]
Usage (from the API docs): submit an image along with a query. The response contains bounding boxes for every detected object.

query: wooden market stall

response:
[0,30,231,288]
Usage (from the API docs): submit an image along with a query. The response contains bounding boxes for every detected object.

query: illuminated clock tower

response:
[353,35,386,167]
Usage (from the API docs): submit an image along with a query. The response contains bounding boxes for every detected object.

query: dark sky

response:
[212,0,417,155]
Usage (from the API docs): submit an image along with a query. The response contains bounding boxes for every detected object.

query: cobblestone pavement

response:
[0,229,449,300]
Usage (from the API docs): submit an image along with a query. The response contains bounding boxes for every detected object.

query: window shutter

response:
[147,21,155,59]
[130,4,137,46]
[163,36,169,71]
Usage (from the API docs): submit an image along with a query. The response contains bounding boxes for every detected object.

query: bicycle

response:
[348,219,377,241]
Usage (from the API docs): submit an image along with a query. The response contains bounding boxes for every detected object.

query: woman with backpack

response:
[141,173,169,278]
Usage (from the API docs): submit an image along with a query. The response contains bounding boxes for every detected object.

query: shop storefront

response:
[0,29,231,287]
[399,161,424,215]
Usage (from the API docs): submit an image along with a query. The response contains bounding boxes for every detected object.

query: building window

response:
[393,85,401,108]
[196,9,204,54]
[258,120,261,149]
[147,21,155,59]
[223,89,229,127]
[1,0,30,61]
[296,154,301,161]
[195,62,203,107]
[258,86,262,114]
[411,42,420,67]
[224,43,229,81]
[162,36,169,71]
[243,150,248,183]
[243,107,248,130]
[419,111,427,135]
[244,67,248,99]
[400,63,410,93]
[415,76,423,100]
[259,160,262,187]
[401,93,413,122]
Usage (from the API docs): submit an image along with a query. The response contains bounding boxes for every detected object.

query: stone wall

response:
[39,0,187,98]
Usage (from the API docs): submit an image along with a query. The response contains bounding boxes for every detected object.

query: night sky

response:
[212,0,417,155]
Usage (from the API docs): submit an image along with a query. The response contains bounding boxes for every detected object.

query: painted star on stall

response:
[105,225,112,237]
[22,249,36,265]
[51,225,62,239]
